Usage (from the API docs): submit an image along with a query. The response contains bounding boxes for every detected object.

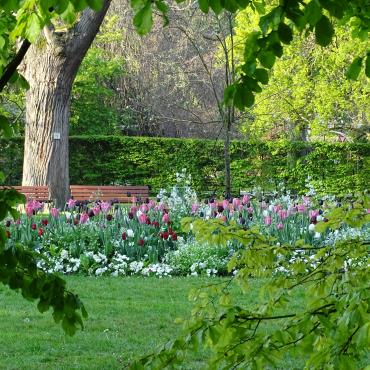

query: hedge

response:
[1,136,369,196]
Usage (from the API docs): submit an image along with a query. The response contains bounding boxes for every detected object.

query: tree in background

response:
[70,16,131,136]
[233,7,370,142]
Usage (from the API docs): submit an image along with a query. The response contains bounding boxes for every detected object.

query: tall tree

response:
[21,1,111,207]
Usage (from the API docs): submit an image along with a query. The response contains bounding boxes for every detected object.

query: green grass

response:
[0,276,225,370]
[2,276,366,370]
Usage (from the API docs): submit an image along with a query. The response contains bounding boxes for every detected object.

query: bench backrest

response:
[0,185,50,202]
[70,185,149,203]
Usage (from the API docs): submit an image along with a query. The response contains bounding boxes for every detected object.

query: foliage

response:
[234,10,370,141]
[165,238,230,277]
[131,198,370,369]
[1,136,369,196]
[70,16,133,135]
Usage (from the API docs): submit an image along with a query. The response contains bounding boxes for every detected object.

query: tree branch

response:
[0,39,31,93]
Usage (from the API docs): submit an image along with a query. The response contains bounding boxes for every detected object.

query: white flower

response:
[127,229,134,238]
[317,215,323,222]
[308,224,316,232]
[191,271,198,276]
[262,210,269,217]
[314,232,321,239]
[61,250,69,260]
[65,212,71,220]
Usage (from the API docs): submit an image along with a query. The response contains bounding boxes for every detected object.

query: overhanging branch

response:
[0,39,31,93]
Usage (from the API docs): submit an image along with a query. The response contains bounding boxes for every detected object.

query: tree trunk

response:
[224,118,231,198]
[22,1,110,207]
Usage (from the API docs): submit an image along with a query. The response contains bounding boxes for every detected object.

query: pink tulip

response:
[309,210,319,218]
[25,201,34,217]
[261,201,267,209]
[140,204,149,213]
[148,200,156,209]
[232,198,241,208]
[32,200,43,211]
[100,201,111,213]
[210,202,216,209]
[191,204,199,214]
[247,207,253,214]
[138,213,147,224]
[50,207,59,218]
[278,209,288,220]
[67,199,76,209]
[130,206,138,214]
[222,199,229,210]
[162,213,170,224]
[297,204,306,213]
[264,216,272,226]
[273,204,282,213]
[242,194,250,205]
[80,213,89,224]
[238,204,244,212]
[277,223,284,230]
[159,203,166,211]
[93,206,101,215]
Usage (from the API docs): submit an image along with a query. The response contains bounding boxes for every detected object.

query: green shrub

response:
[0,136,369,196]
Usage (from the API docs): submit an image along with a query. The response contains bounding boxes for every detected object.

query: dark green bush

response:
[0,136,369,196]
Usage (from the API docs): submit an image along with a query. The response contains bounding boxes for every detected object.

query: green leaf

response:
[277,23,293,44]
[270,42,283,58]
[257,50,276,69]
[235,0,250,8]
[86,0,103,11]
[305,0,322,26]
[346,57,363,80]
[365,53,370,78]
[198,0,209,13]
[133,3,153,35]
[54,0,69,14]
[209,0,222,14]
[315,15,334,47]
[25,13,42,43]
[223,0,239,13]
[61,2,77,24]
[0,115,13,138]
[234,84,255,110]
[254,68,269,84]
[15,74,30,90]
[244,76,262,93]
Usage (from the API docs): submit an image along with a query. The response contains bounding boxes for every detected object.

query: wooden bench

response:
[70,185,150,203]
[0,185,50,202]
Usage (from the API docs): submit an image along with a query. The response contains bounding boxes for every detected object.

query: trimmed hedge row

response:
[1,136,369,196]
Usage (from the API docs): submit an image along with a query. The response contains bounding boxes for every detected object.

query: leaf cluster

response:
[131,197,370,369]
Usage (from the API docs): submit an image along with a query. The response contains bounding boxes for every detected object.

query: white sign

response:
[53,132,61,140]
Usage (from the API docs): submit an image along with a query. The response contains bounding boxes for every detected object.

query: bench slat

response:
[70,185,149,203]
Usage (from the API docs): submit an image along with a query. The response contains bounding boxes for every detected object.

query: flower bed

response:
[3,172,369,277]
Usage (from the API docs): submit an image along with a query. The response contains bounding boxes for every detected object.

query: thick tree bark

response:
[22,1,110,207]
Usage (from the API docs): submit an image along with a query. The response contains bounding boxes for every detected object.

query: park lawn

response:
[0,276,306,370]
